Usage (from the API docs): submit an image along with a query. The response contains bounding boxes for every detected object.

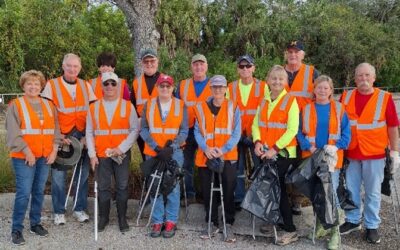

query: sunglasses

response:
[238,64,253,69]
[103,81,117,87]
[158,84,172,89]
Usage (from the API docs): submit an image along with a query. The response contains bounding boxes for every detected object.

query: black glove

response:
[240,135,253,147]
[156,146,173,161]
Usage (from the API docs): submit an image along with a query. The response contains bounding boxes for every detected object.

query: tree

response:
[113,0,160,76]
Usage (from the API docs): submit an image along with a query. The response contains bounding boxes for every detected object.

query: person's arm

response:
[85,110,97,158]
[172,105,189,149]
[275,99,299,149]
[5,101,29,153]
[118,103,140,153]
[221,107,241,153]
[296,111,312,151]
[336,112,351,150]
[139,104,158,150]
[194,119,208,152]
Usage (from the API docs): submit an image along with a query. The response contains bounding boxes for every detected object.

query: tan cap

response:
[191,54,207,64]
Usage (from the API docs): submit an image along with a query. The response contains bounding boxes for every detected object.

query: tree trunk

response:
[113,0,160,76]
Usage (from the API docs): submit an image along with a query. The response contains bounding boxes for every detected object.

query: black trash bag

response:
[160,159,182,197]
[140,157,159,177]
[337,160,357,210]
[241,159,283,225]
[286,149,338,229]
[382,148,392,196]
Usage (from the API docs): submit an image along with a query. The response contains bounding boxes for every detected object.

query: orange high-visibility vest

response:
[286,63,314,110]
[48,77,90,134]
[194,99,238,167]
[228,78,265,136]
[179,78,212,128]
[132,74,159,116]
[143,97,184,157]
[258,94,297,148]
[89,98,131,158]
[301,101,345,168]
[11,97,55,159]
[342,88,390,155]
[89,76,127,99]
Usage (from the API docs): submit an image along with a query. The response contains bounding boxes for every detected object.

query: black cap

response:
[286,40,304,51]
[237,55,255,65]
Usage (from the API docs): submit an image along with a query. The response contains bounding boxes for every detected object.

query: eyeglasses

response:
[102,81,117,87]
[158,84,172,89]
[142,59,157,65]
[238,64,253,69]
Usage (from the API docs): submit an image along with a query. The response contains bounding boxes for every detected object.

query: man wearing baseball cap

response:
[227,55,266,210]
[193,75,241,242]
[86,71,140,233]
[140,74,188,238]
[131,48,165,161]
[175,54,212,206]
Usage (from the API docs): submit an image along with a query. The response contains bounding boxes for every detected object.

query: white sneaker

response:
[54,214,66,225]
[73,211,89,223]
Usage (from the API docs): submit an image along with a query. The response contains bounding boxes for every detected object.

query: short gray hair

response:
[62,53,81,66]
[355,62,376,77]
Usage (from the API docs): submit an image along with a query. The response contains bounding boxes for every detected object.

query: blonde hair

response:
[19,70,46,89]
[266,65,288,82]
[313,75,334,100]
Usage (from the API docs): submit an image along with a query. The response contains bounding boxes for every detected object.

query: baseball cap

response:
[156,74,174,86]
[237,55,255,65]
[286,40,304,51]
[210,75,227,87]
[102,72,118,83]
[140,48,158,60]
[191,54,207,64]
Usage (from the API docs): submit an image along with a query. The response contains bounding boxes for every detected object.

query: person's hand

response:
[204,147,215,159]
[156,146,173,161]
[90,156,99,171]
[390,150,400,174]
[324,145,338,155]
[212,148,223,158]
[62,138,71,145]
[107,147,123,156]
[262,148,277,160]
[46,148,58,165]
[254,141,264,157]
[25,150,36,167]
[309,145,317,154]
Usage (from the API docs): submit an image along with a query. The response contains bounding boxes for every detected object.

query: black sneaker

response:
[30,224,49,237]
[340,222,361,235]
[366,229,381,244]
[11,231,25,245]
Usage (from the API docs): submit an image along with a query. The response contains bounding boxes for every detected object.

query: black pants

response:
[137,136,146,162]
[96,151,131,203]
[198,161,237,225]
[277,157,296,232]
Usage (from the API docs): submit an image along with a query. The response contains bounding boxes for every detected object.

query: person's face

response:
[285,48,304,66]
[237,61,255,79]
[99,65,115,74]
[102,80,118,99]
[211,85,227,99]
[191,61,208,79]
[267,72,287,94]
[355,65,375,93]
[157,83,173,99]
[142,57,158,76]
[314,81,332,103]
[23,77,42,98]
[62,57,81,81]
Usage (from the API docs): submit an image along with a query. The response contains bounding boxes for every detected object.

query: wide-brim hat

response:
[54,137,83,167]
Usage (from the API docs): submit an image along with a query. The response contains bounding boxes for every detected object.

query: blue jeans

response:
[150,184,181,224]
[235,143,259,202]
[182,128,197,199]
[51,151,89,214]
[345,158,385,229]
[11,157,50,232]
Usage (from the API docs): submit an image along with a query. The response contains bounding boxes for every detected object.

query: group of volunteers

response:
[6,40,400,249]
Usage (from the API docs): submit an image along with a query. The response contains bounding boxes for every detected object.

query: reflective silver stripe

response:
[148,99,158,133]
[136,75,146,105]
[21,129,41,134]
[350,120,357,126]
[91,78,97,92]
[42,99,53,117]
[343,89,354,105]
[290,91,313,98]
[183,79,196,106]
[303,104,311,133]
[303,65,310,93]
[242,109,257,115]
[280,95,290,110]
[94,101,100,128]
[237,174,246,178]
[197,103,206,133]
[165,128,179,134]
[258,99,267,127]
[226,101,233,134]
[374,90,385,122]
[329,101,342,141]
[215,128,231,134]
[111,129,129,135]
[174,98,180,117]
[121,100,127,117]
[94,130,109,135]
[267,122,287,129]
[232,80,238,102]
[329,134,340,140]
[306,136,316,143]
[18,97,33,130]
[43,129,55,134]
[77,79,89,107]
[255,79,260,97]
[258,121,267,128]
[358,121,386,130]
[205,133,214,140]
[75,106,88,112]
[53,78,65,110]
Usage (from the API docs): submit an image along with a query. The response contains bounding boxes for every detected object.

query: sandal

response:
[276,232,299,246]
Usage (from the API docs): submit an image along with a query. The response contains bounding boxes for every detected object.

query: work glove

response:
[390,150,400,174]
[324,145,338,172]
[240,135,254,147]
[156,146,173,161]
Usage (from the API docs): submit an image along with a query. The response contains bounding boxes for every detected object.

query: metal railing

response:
[0,93,24,104]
